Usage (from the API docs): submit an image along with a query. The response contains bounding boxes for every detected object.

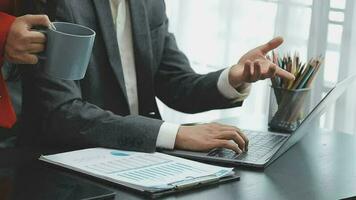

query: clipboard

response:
[41,160,240,199]
[143,170,240,198]
[39,148,240,198]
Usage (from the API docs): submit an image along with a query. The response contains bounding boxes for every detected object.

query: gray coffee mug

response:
[39,22,96,80]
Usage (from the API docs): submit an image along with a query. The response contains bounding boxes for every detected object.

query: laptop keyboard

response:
[207,130,288,162]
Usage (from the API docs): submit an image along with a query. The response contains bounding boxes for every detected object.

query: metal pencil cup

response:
[268,87,311,133]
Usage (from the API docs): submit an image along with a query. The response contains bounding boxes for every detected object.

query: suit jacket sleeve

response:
[20,3,162,153]
[154,4,243,114]
[22,70,162,152]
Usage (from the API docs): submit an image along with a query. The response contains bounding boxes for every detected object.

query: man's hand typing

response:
[175,123,249,153]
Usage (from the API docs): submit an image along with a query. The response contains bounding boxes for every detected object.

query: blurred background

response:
[158,0,356,135]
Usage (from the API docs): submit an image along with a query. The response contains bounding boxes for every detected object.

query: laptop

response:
[162,75,356,168]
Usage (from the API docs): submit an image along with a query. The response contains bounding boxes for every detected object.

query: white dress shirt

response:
[110,0,251,149]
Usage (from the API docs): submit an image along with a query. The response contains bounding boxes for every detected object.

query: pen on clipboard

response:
[81,192,116,200]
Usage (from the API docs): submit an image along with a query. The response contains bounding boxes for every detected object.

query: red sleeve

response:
[0,12,16,67]
[0,12,16,128]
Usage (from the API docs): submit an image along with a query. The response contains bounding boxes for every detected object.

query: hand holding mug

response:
[5,14,51,64]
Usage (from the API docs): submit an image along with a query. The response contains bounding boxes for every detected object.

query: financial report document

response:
[40,148,234,190]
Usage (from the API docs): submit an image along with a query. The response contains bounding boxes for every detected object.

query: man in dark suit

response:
[20,0,294,153]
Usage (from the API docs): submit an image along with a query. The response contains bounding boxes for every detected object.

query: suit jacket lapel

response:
[128,0,156,115]
[92,0,128,102]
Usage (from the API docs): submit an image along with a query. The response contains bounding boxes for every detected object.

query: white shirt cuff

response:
[217,67,251,101]
[156,122,180,149]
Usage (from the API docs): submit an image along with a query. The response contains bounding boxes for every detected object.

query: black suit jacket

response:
[20,0,243,152]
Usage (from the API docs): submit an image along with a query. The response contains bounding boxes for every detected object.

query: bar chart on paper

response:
[39,148,234,189]
[86,152,210,183]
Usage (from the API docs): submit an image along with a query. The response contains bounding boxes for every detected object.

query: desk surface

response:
[0,117,355,200]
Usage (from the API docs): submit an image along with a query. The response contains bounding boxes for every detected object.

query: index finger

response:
[23,14,51,28]
[235,128,249,151]
[258,36,284,55]
[276,67,295,81]
[219,125,249,151]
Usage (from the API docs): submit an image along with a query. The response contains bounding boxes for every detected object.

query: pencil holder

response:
[268,86,311,133]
